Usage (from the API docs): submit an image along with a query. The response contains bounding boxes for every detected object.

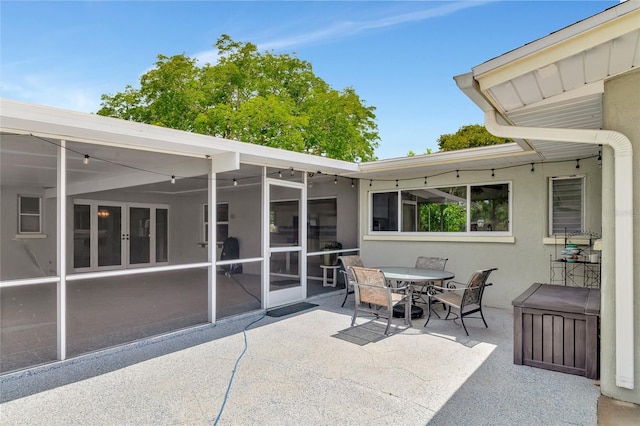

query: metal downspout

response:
[485,110,635,389]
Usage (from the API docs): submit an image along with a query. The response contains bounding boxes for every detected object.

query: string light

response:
[334,175,338,184]
[278,171,282,178]
[491,169,495,178]
[26,134,599,191]
[351,178,355,188]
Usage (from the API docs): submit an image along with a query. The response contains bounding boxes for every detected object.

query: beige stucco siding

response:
[601,68,640,403]
[358,157,602,310]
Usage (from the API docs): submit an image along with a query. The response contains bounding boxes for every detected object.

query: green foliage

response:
[419,203,466,232]
[437,124,512,152]
[98,34,379,162]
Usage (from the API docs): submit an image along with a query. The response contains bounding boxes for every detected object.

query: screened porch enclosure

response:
[0,134,358,374]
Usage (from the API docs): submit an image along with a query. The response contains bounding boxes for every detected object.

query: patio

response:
[0,291,602,425]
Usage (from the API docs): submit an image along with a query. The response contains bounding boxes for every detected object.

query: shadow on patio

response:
[0,292,599,425]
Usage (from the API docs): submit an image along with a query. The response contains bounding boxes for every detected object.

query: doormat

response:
[267,302,318,318]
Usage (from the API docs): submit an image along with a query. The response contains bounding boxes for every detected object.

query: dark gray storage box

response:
[512,283,600,379]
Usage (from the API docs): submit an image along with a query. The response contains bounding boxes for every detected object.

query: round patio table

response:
[378,267,455,319]
[378,267,454,283]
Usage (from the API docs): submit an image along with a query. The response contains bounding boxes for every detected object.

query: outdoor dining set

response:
[337,255,497,336]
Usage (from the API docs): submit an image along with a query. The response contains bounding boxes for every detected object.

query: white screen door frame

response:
[264,178,307,308]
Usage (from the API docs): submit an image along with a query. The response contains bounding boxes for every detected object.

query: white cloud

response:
[193,1,488,59]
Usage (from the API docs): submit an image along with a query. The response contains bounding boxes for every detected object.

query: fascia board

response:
[474,7,640,90]
[356,143,530,174]
[0,98,359,174]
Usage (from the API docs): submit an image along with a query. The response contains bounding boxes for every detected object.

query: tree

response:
[98,35,379,162]
[437,124,512,152]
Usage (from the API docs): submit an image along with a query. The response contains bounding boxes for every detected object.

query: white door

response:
[73,200,169,271]
[266,180,306,308]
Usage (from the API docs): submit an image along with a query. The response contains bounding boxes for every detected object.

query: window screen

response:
[550,177,584,235]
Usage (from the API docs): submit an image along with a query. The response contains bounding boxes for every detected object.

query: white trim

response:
[57,140,67,361]
[0,276,59,288]
[548,175,586,236]
[363,235,515,243]
[368,181,512,235]
[18,195,42,234]
[66,262,211,281]
[484,109,634,389]
[13,234,47,239]
[207,161,216,323]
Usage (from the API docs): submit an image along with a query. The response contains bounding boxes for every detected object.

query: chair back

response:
[337,255,364,283]
[415,256,448,271]
[349,266,390,307]
[462,268,497,306]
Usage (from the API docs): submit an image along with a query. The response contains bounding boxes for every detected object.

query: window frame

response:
[548,175,585,236]
[368,181,512,236]
[203,202,229,244]
[18,195,42,234]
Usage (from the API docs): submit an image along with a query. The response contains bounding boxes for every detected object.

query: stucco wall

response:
[358,157,602,310]
[601,68,640,403]
[0,186,57,279]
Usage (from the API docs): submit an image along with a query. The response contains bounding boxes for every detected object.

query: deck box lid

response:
[512,283,600,315]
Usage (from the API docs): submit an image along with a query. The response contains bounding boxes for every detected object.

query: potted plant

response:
[322,241,342,266]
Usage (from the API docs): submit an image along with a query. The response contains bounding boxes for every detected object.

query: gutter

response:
[485,110,635,390]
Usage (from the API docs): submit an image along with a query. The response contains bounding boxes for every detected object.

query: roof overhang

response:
[0,98,359,182]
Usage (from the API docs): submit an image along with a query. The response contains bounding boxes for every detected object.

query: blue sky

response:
[0,1,617,159]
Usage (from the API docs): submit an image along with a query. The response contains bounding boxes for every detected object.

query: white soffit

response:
[474,2,639,128]
[354,143,540,180]
[0,98,359,177]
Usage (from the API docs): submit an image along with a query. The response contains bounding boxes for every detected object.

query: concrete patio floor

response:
[0,291,615,425]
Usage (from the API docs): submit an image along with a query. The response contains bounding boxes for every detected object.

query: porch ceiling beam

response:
[211,151,239,173]
[43,157,209,198]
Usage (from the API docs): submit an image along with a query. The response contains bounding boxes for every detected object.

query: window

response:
[372,192,398,231]
[204,203,229,243]
[549,176,584,235]
[370,183,510,234]
[18,195,42,234]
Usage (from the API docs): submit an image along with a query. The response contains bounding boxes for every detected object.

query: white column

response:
[57,140,67,360]
[208,160,217,323]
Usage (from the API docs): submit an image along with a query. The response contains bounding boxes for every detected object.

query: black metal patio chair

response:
[424,268,497,335]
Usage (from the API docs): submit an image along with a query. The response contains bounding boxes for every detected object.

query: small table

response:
[379,267,455,319]
[320,264,340,287]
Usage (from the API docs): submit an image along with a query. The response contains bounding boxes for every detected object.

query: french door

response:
[73,200,169,271]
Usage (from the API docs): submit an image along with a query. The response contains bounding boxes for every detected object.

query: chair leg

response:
[351,307,358,327]
[444,305,452,320]
[460,315,469,336]
[424,296,433,327]
[480,308,488,328]
[385,315,392,335]
[341,287,351,307]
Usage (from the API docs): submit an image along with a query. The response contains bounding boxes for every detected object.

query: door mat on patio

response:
[267,302,318,317]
